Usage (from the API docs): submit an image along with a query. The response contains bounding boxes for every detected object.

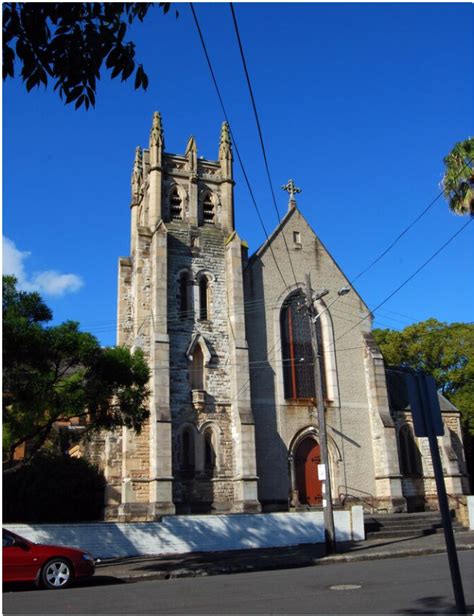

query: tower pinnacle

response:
[219,121,232,160]
[131,146,143,203]
[149,111,164,149]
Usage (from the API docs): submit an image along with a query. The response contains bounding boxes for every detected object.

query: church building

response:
[101,113,469,521]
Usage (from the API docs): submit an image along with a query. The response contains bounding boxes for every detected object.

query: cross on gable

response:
[281,179,302,208]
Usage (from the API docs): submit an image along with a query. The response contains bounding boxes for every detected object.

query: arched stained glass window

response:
[280,292,317,400]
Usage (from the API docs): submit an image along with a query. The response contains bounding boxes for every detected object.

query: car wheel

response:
[41,558,73,589]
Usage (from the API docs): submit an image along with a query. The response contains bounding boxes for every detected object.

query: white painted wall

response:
[4,509,364,560]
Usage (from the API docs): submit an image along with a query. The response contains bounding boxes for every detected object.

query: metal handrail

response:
[338,485,389,514]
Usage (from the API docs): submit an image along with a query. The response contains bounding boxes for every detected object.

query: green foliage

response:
[3,454,105,522]
[442,138,474,217]
[373,318,474,434]
[2,3,176,109]
[3,276,150,465]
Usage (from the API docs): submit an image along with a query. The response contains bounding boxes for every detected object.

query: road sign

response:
[404,372,444,437]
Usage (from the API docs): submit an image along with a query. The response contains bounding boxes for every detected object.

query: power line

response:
[349,158,473,287]
[333,217,473,345]
[229,2,299,287]
[189,2,289,290]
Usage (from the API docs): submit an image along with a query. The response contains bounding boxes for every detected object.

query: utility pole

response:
[304,273,336,555]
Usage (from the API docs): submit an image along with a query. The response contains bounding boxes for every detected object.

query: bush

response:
[3,455,105,523]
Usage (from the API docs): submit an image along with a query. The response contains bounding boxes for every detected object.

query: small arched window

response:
[203,194,215,224]
[204,429,216,472]
[178,271,190,318]
[181,427,195,472]
[399,424,422,476]
[280,292,318,400]
[191,345,204,390]
[199,277,209,320]
[170,187,182,220]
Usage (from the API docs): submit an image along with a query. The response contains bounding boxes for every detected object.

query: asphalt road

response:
[3,552,474,615]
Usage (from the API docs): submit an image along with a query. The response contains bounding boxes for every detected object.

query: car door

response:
[3,532,40,582]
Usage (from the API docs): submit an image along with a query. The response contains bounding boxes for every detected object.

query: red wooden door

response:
[295,438,322,506]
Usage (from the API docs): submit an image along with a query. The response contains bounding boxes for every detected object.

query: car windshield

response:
[2,530,33,547]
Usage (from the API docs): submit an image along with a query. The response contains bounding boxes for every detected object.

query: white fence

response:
[4,508,364,560]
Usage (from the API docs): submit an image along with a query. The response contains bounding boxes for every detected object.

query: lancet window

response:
[180,427,195,473]
[280,292,318,400]
[399,424,422,476]
[199,277,209,320]
[178,271,191,318]
[204,429,217,472]
[190,345,204,390]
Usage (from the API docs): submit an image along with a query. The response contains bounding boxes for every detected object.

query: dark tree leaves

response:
[3,276,150,467]
[2,3,174,109]
[373,318,474,435]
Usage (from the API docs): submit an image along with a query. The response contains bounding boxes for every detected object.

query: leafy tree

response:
[442,137,474,217]
[373,318,474,434]
[2,3,175,110]
[3,276,150,467]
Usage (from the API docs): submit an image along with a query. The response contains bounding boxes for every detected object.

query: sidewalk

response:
[95,530,474,584]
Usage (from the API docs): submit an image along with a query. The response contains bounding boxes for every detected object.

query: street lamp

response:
[304,276,351,555]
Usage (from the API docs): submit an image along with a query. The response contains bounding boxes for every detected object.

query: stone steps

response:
[364,512,467,540]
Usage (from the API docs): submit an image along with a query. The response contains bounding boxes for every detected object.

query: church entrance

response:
[295,437,323,506]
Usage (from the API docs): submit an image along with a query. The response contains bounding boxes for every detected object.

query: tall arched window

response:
[280,292,316,400]
[180,427,195,473]
[178,271,190,318]
[170,187,182,220]
[204,429,216,472]
[399,424,422,476]
[203,194,215,224]
[191,345,204,390]
[199,277,209,320]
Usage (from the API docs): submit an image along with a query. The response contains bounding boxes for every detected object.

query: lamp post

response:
[303,274,350,555]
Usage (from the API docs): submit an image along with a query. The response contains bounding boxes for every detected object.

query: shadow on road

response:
[394,595,474,614]
[3,575,125,593]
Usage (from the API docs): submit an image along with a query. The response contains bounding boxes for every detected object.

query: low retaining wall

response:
[4,508,364,560]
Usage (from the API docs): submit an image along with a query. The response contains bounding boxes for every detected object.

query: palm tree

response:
[442,138,474,217]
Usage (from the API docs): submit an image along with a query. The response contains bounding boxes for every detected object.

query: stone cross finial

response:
[282,179,302,209]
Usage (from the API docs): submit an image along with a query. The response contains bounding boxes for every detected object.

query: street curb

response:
[98,543,474,584]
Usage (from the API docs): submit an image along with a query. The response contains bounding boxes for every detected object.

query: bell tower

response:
[105,113,259,520]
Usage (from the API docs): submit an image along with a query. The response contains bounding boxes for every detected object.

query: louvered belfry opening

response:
[170,187,182,220]
[203,194,215,224]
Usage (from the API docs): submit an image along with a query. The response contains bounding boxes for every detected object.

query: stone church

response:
[101,112,469,521]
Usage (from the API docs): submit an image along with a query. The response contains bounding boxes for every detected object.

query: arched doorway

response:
[295,437,323,506]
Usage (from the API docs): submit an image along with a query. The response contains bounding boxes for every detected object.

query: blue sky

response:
[3,2,473,347]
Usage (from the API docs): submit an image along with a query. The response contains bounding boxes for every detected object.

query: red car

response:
[3,529,95,589]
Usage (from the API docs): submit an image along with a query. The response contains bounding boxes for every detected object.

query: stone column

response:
[364,333,406,512]
[148,221,175,516]
[225,232,260,512]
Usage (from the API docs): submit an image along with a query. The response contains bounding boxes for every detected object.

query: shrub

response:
[3,455,105,523]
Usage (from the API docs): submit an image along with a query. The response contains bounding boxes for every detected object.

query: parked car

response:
[3,529,95,589]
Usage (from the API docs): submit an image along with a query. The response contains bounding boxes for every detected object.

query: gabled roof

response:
[246,205,369,313]
[385,368,459,415]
